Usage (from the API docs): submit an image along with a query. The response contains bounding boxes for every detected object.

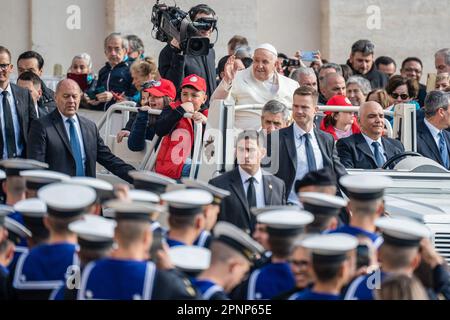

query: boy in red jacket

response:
[155,74,208,179]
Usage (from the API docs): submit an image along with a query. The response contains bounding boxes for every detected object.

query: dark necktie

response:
[246,177,257,209]
[1,91,17,158]
[372,141,385,168]
[67,118,85,176]
[438,132,449,169]
[304,133,317,171]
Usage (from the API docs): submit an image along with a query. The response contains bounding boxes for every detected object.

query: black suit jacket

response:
[336,133,405,169]
[269,125,347,199]
[209,167,286,234]
[417,118,450,168]
[27,109,135,182]
[0,83,37,159]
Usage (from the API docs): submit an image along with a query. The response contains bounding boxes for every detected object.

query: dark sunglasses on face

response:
[391,93,409,100]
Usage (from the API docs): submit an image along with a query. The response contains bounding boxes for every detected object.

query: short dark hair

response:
[0,46,11,61]
[401,57,423,70]
[189,4,215,21]
[236,130,264,147]
[294,86,319,105]
[217,55,231,76]
[386,75,419,99]
[17,51,45,70]
[17,71,42,88]
[351,39,375,56]
[375,56,397,68]
[312,258,344,282]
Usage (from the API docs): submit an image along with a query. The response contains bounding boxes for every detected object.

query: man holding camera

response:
[158,4,217,101]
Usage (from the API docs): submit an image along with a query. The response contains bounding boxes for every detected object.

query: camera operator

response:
[158,4,217,101]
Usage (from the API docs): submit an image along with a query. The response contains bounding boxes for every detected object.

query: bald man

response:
[211,44,299,130]
[336,101,404,169]
[27,79,134,182]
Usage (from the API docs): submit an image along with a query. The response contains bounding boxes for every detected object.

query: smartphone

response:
[301,51,318,62]
[150,228,165,262]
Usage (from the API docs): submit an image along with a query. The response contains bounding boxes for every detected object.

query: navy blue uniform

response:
[289,287,341,300]
[193,230,212,248]
[12,243,78,300]
[192,279,229,300]
[344,271,388,300]
[328,225,383,248]
[240,262,296,300]
[77,258,199,300]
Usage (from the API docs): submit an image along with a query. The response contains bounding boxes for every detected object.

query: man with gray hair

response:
[435,48,450,74]
[321,73,346,103]
[346,39,388,89]
[291,67,318,92]
[211,43,299,130]
[346,76,372,106]
[260,100,290,134]
[86,32,136,111]
[126,34,145,63]
[416,91,450,168]
[318,63,343,104]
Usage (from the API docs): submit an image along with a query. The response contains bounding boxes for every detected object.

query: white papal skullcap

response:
[255,43,278,57]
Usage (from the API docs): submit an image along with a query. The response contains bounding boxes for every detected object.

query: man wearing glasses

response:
[0,46,37,160]
[400,57,427,107]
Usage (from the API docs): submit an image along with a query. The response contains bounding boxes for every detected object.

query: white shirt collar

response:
[238,166,263,185]
[361,132,382,146]
[59,111,78,124]
[293,122,314,139]
[0,83,13,96]
[424,118,441,139]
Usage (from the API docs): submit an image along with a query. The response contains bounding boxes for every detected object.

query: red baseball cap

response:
[181,74,207,92]
[325,95,353,115]
[143,79,176,100]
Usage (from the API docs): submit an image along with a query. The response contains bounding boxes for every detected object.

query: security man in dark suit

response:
[416,91,450,169]
[209,130,286,235]
[269,86,346,206]
[0,46,37,160]
[27,79,135,183]
[336,101,405,169]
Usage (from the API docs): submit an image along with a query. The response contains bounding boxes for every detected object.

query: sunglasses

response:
[390,93,409,100]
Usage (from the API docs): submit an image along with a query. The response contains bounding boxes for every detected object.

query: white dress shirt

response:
[0,84,23,159]
[59,111,87,171]
[288,123,324,205]
[238,166,265,208]
[361,133,387,163]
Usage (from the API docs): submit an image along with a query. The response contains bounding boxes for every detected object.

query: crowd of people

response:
[1,3,450,301]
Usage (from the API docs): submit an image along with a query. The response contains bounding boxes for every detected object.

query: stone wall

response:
[0,0,448,79]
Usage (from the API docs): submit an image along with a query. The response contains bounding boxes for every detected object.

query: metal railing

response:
[96,103,203,178]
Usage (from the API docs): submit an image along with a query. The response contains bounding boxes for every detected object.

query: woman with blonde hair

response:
[375,274,429,300]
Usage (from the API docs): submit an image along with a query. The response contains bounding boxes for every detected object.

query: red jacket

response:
[155,103,208,179]
[320,116,360,140]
